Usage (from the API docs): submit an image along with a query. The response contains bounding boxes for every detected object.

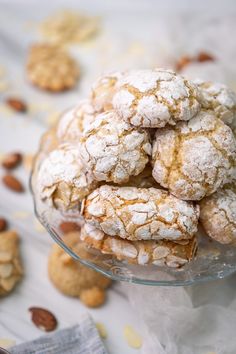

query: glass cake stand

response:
[31,175,236,287]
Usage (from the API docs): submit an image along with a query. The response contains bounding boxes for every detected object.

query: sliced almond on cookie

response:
[0,251,12,263]
[0,264,13,278]
[13,258,23,274]
[1,275,19,291]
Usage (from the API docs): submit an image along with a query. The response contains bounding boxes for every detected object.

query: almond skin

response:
[0,218,7,232]
[2,152,22,170]
[59,222,81,234]
[197,52,215,62]
[2,175,24,193]
[29,307,57,332]
[6,98,27,113]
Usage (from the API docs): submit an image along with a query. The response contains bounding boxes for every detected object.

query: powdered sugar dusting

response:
[113,68,201,128]
[83,185,199,241]
[80,222,197,267]
[79,110,151,184]
[36,143,97,210]
[152,110,236,200]
[91,71,124,111]
[195,80,236,126]
[200,184,236,244]
[57,100,97,141]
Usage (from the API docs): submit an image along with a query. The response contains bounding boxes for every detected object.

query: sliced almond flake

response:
[0,263,13,278]
[46,111,61,127]
[123,325,142,349]
[0,251,12,263]
[0,338,16,349]
[13,258,23,274]
[1,275,19,291]
[0,80,9,92]
[95,322,107,339]
[12,211,30,220]
[34,219,46,233]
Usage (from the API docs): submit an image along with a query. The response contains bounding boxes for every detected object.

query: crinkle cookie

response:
[82,185,200,241]
[36,143,98,211]
[195,79,236,127]
[79,110,151,184]
[112,69,201,128]
[152,110,236,201]
[57,100,97,142]
[81,223,198,268]
[0,230,23,296]
[200,184,236,245]
[27,43,79,92]
[48,232,111,307]
[91,71,123,112]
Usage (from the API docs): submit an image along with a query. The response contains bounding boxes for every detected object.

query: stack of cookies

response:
[33,69,236,268]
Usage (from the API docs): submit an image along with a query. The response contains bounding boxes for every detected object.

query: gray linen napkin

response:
[9,314,108,354]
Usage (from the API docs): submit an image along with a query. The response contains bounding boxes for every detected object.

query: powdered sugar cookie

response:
[36,143,98,211]
[200,184,236,245]
[195,79,236,127]
[91,71,123,112]
[79,110,151,184]
[82,185,199,241]
[81,223,198,268]
[57,100,97,142]
[152,110,236,200]
[113,69,201,128]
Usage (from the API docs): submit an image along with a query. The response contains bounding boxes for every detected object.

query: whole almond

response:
[6,98,27,113]
[2,175,24,193]
[59,221,80,234]
[0,218,7,232]
[2,152,22,170]
[29,307,57,332]
[197,52,215,62]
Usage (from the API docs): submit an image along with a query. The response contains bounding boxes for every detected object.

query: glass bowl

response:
[31,177,236,287]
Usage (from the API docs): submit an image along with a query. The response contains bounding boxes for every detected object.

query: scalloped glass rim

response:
[30,174,236,287]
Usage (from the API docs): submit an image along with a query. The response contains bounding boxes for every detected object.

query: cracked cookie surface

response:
[82,185,199,241]
[152,110,236,200]
[195,79,236,127]
[113,69,201,128]
[36,143,98,211]
[91,71,123,112]
[81,223,197,267]
[57,100,97,142]
[200,184,236,245]
[79,110,151,184]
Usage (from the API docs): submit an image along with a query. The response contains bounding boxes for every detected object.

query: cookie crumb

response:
[0,338,16,349]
